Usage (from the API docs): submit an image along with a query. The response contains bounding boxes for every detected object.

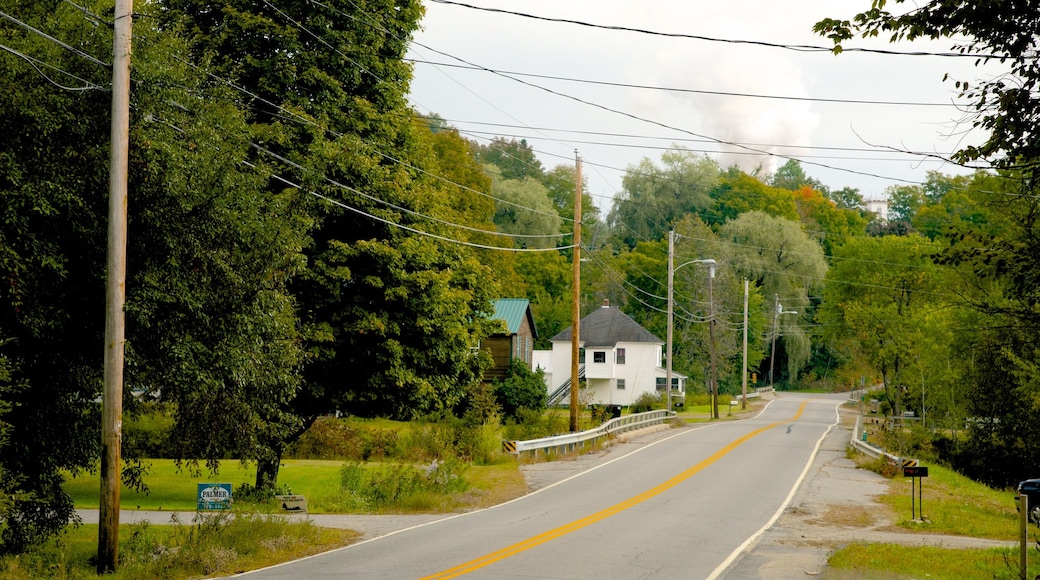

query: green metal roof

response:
[492,298,537,338]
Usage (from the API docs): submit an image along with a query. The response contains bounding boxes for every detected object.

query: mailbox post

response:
[903,466,928,520]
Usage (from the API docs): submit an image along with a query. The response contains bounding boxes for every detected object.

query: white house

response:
[864,198,890,221]
[541,300,686,407]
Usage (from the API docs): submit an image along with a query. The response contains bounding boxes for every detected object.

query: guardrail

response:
[731,386,774,403]
[851,415,918,468]
[503,409,676,457]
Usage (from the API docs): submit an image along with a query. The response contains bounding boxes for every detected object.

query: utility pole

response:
[569,152,582,432]
[707,263,718,419]
[99,0,132,573]
[665,230,675,412]
[741,278,748,410]
[769,294,779,389]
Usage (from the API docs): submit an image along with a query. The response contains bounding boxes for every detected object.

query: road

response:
[235,393,844,579]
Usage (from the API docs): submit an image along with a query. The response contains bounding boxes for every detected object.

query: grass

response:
[0,513,358,579]
[825,543,1040,579]
[65,458,527,514]
[880,464,1020,540]
[826,457,1037,578]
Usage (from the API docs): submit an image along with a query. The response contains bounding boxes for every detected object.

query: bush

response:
[287,418,400,461]
[628,391,662,414]
[492,360,547,420]
[503,408,569,441]
[403,414,503,465]
[123,403,174,458]
[330,459,469,511]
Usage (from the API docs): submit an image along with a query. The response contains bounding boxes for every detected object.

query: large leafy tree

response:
[609,149,720,247]
[816,1,1040,483]
[719,212,828,384]
[0,0,309,551]
[933,172,1040,485]
[486,166,563,249]
[819,235,945,417]
[707,170,799,226]
[472,137,544,181]
[160,0,504,489]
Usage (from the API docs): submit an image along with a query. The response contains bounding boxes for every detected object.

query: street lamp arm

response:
[674,258,716,273]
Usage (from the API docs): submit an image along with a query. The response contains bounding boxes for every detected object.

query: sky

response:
[404,0,1007,212]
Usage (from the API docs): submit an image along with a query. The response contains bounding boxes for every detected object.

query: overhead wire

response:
[428,0,998,59]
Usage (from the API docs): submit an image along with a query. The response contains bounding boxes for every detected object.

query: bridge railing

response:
[503,410,676,457]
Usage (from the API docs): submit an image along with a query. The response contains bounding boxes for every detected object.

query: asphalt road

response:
[234,393,845,579]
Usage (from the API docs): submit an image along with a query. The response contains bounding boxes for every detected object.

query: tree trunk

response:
[255,452,282,492]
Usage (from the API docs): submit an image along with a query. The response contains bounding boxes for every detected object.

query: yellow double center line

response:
[422,401,808,579]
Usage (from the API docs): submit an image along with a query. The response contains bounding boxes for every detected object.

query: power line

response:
[407,59,964,108]
[0,9,109,67]
[428,0,995,59]
[0,42,105,91]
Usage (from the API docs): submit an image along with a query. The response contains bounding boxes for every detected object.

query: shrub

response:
[503,408,569,441]
[287,416,363,460]
[628,391,662,414]
[331,459,470,511]
[287,418,400,461]
[123,403,175,458]
[492,360,547,420]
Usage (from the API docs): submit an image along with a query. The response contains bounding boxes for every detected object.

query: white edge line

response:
[232,402,780,577]
[705,399,842,580]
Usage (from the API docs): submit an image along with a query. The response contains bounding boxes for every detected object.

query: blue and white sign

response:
[197,483,233,511]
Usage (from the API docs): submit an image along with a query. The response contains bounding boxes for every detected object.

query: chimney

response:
[602,299,610,308]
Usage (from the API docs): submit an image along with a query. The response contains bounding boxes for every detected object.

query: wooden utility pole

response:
[707,265,718,419]
[569,153,582,432]
[99,0,132,572]
[741,278,748,410]
[665,230,674,413]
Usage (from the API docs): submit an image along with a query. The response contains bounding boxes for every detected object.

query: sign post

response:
[1020,494,1029,580]
[903,466,928,520]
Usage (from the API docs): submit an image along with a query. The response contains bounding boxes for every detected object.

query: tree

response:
[609,149,720,247]
[791,185,868,254]
[887,184,926,224]
[720,212,828,384]
[770,159,825,192]
[160,0,509,492]
[487,167,564,249]
[828,186,865,210]
[707,171,799,226]
[473,137,544,181]
[932,172,1040,485]
[818,235,945,417]
[0,1,310,551]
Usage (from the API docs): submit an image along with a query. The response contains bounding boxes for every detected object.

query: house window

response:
[593,351,606,363]
[617,379,626,390]
[655,377,679,391]
[578,348,585,363]
[616,348,626,364]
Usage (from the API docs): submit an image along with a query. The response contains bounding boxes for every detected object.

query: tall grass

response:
[0,513,356,579]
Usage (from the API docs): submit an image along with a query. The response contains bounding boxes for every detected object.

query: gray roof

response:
[550,304,662,347]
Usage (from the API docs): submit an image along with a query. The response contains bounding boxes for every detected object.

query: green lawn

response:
[827,460,1036,578]
[65,457,527,514]
[826,543,1040,579]
[66,459,343,512]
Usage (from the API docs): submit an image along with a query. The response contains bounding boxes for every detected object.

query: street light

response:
[769,294,798,389]
[665,230,717,416]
